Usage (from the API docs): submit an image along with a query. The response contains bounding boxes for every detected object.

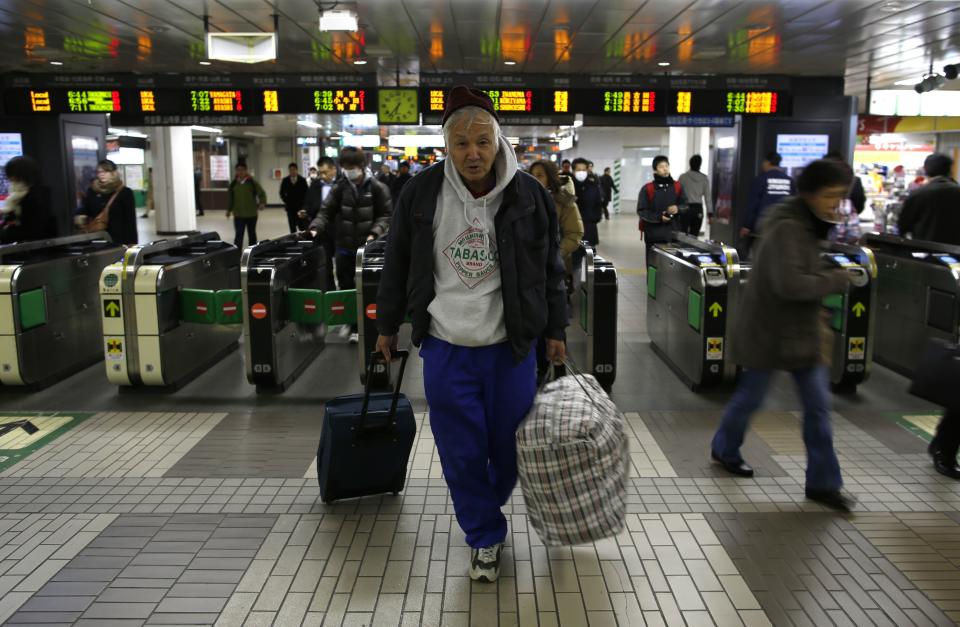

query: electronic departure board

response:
[669,90,786,116]
[422,87,571,116]
[570,89,663,116]
[4,87,371,115]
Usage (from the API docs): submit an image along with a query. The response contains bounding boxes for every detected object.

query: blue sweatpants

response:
[420,335,537,549]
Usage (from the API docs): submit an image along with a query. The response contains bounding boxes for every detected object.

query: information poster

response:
[0,133,24,200]
[210,155,230,181]
[777,134,830,176]
[124,165,144,191]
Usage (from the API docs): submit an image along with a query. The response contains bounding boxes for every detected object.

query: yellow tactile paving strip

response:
[851,512,960,623]
[0,416,72,450]
[752,412,806,456]
[901,414,941,437]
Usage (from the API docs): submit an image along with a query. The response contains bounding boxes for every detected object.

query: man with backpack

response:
[226,162,267,249]
[638,155,688,267]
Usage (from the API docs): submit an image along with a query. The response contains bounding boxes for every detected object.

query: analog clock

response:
[377,89,419,125]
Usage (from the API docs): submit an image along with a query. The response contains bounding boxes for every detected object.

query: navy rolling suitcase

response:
[317,350,416,503]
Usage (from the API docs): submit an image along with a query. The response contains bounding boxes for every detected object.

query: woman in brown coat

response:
[529,160,584,273]
[710,159,856,511]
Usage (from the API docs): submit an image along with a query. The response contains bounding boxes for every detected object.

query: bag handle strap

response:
[102,186,123,216]
[359,349,410,429]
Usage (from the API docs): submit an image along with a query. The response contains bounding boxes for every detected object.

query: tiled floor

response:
[0,211,956,625]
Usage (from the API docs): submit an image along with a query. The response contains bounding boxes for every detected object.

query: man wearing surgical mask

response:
[308,146,392,343]
[571,158,603,247]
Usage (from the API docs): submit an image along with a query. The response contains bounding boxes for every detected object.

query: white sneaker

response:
[349,332,359,344]
[338,325,352,340]
[469,543,503,583]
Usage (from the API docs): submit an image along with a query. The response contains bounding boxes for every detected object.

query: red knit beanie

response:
[441,86,499,126]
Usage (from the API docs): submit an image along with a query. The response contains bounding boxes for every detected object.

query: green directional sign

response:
[103,299,121,318]
[708,302,723,318]
[852,302,866,318]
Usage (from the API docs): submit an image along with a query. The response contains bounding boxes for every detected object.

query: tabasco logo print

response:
[444,218,498,289]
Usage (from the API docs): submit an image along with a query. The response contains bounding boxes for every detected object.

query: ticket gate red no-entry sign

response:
[365,303,377,320]
[330,301,345,316]
[304,299,317,315]
[222,301,238,317]
[196,301,208,315]
[251,303,267,319]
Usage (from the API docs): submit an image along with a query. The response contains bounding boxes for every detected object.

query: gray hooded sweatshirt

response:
[427,136,518,347]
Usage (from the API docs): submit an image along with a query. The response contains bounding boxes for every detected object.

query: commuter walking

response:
[308,146,391,344]
[390,161,412,199]
[303,157,339,290]
[226,163,266,249]
[194,167,204,216]
[600,166,618,221]
[741,151,794,258]
[530,159,584,273]
[638,155,687,266]
[561,159,572,176]
[710,159,856,511]
[375,86,567,584]
[571,158,603,247]
[376,163,396,188]
[898,153,960,478]
[77,159,137,245]
[0,156,56,244]
[678,155,710,236]
[140,167,154,218]
[279,162,308,234]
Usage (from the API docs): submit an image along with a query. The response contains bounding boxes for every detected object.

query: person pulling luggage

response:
[375,86,568,583]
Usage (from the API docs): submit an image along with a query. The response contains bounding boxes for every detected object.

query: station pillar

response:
[150,127,197,235]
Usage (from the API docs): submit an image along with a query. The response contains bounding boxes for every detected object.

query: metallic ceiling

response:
[6,0,960,99]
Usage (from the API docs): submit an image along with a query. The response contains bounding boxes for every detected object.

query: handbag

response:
[908,339,960,411]
[83,187,122,234]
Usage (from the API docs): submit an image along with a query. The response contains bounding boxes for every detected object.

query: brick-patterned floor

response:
[0,213,955,626]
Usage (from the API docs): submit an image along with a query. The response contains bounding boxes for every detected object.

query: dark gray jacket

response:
[308,175,391,252]
[729,197,850,370]
[376,162,567,363]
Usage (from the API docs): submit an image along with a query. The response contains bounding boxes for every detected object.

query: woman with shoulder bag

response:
[76,159,138,245]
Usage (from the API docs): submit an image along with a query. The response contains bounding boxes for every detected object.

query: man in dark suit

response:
[279,162,308,233]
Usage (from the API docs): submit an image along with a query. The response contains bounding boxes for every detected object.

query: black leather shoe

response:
[711,451,754,477]
[805,489,856,512]
[929,445,960,480]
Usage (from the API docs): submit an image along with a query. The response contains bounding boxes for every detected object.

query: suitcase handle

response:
[359,349,410,431]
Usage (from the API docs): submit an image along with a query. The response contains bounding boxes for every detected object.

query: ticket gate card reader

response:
[647,235,742,390]
[0,234,123,387]
[568,245,619,392]
[819,243,877,391]
[862,234,960,377]
[242,235,328,391]
[101,232,240,387]
[357,240,391,390]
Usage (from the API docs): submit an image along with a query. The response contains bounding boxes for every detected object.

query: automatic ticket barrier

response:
[357,240,390,389]
[100,232,240,387]
[862,234,960,377]
[647,235,742,389]
[0,234,123,387]
[736,242,877,391]
[568,245,619,392]
[242,234,350,391]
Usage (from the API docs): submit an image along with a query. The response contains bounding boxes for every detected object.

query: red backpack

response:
[638,181,683,238]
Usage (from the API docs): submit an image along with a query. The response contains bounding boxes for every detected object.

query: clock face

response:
[378,89,419,125]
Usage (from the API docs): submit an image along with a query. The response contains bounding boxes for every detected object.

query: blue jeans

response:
[421,335,537,548]
[711,366,842,492]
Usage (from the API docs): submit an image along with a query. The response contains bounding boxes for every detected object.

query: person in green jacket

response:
[226,162,267,248]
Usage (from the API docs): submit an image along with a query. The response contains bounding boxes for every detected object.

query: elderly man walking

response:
[376,87,568,583]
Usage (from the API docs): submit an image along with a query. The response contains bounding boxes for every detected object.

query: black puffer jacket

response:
[376,162,567,363]
[308,174,392,252]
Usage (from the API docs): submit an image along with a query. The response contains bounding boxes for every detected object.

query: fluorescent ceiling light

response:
[190,125,223,134]
[242,131,270,138]
[49,60,63,66]
[297,120,323,129]
[717,136,736,149]
[658,62,671,67]
[893,78,917,86]
[319,10,358,32]
[388,134,445,148]
[505,136,521,145]
[353,59,367,65]
[504,60,517,66]
[206,32,278,64]
[199,61,212,66]
[108,127,148,138]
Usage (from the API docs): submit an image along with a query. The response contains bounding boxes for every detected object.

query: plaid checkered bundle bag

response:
[516,372,629,546]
